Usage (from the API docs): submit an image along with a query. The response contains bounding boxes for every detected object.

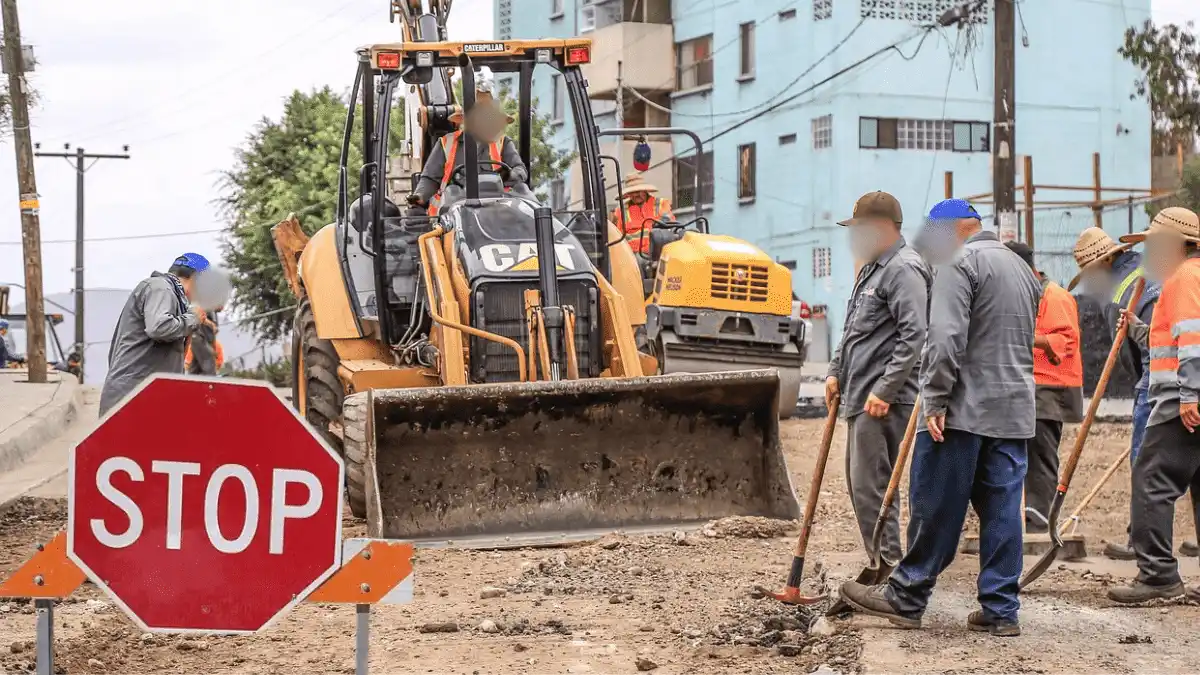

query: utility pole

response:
[2,0,46,382]
[615,60,624,128]
[992,0,1017,243]
[34,144,130,381]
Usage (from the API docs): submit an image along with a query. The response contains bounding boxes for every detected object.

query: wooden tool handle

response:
[1058,277,1145,491]
[1059,446,1132,535]
[880,398,922,512]
[793,399,840,558]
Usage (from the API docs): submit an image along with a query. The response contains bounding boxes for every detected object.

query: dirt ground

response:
[2,419,1199,674]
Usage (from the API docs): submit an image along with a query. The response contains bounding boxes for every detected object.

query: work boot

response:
[1188,586,1200,603]
[967,610,1021,637]
[837,581,921,629]
[1103,541,1136,561]
[1180,540,1200,557]
[1107,581,1185,604]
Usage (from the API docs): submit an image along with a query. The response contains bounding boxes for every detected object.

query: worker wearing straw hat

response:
[610,172,674,255]
[1067,226,1200,559]
[1107,207,1200,604]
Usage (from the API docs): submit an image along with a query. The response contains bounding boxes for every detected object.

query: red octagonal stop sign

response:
[67,375,344,634]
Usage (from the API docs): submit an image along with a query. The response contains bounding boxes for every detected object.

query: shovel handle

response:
[1058,445,1131,535]
[1057,278,1144,492]
[867,398,921,561]
[792,398,840,559]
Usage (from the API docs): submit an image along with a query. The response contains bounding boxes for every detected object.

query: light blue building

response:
[493,0,1152,351]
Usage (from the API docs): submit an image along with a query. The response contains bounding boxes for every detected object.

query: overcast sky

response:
[0,0,1196,306]
[0,0,492,306]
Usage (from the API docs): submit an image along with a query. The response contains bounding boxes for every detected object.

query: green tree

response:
[1119,20,1200,154]
[498,89,575,200]
[218,87,403,340]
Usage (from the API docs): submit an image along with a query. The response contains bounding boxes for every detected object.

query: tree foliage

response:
[222,82,574,340]
[497,87,575,200]
[218,87,403,340]
[1119,20,1200,153]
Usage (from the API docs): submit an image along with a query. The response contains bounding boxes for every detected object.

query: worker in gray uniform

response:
[826,191,931,567]
[99,253,209,415]
[839,199,1042,637]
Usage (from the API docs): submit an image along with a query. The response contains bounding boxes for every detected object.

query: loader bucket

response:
[359,369,801,547]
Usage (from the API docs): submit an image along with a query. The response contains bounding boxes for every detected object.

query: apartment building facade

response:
[494,0,1153,345]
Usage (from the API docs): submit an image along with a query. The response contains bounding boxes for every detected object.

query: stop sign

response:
[67,375,344,633]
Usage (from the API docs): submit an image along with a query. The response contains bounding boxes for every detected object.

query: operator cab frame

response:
[332,38,610,348]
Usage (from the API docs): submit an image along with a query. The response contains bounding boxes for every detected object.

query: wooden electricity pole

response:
[992,0,1017,243]
[1,0,46,382]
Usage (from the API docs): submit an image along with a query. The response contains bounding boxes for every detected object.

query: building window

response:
[739,22,755,79]
[550,179,566,210]
[551,75,565,123]
[550,0,564,18]
[676,35,713,90]
[859,117,990,151]
[779,259,798,271]
[812,115,832,150]
[674,151,714,210]
[813,247,832,279]
[779,8,797,20]
[814,0,832,21]
[580,4,596,32]
[861,0,989,24]
[779,133,797,145]
[737,143,756,200]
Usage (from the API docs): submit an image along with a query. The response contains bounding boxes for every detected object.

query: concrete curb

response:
[0,377,82,475]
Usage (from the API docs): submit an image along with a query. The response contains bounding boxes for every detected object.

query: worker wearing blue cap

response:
[839,198,1042,637]
[99,253,211,414]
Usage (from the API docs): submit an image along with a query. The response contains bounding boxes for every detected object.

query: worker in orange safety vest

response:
[1106,206,1200,605]
[610,172,674,255]
[407,67,529,215]
[1006,242,1084,535]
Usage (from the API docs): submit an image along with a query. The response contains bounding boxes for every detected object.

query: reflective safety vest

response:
[1147,258,1200,423]
[1113,266,1144,305]
[611,198,672,254]
[428,131,505,216]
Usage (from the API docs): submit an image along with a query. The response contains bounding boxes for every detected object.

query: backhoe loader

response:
[273,2,800,546]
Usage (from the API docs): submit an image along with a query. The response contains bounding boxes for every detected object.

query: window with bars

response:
[677,35,714,90]
[813,247,832,278]
[737,143,756,200]
[814,0,832,21]
[812,115,832,149]
[739,22,756,78]
[860,0,989,24]
[674,151,714,210]
[859,117,990,151]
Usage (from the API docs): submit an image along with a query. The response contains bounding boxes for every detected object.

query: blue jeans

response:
[1130,387,1150,466]
[886,429,1028,622]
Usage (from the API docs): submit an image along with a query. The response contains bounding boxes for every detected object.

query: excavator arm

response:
[389,0,458,173]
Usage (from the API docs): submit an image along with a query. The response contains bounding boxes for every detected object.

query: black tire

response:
[295,299,366,518]
[341,393,370,520]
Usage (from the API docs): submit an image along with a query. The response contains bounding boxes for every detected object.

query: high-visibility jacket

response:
[427,131,504,216]
[1147,257,1200,426]
[1034,280,1083,388]
[214,340,225,370]
[610,198,673,254]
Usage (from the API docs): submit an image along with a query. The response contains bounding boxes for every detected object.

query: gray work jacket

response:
[919,231,1042,439]
[99,272,200,415]
[828,238,931,418]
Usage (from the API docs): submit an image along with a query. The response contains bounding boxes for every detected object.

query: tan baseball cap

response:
[839,191,902,226]
[1119,206,1200,246]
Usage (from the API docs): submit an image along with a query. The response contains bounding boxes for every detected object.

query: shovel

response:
[1058,446,1131,537]
[1020,277,1145,589]
[826,399,922,617]
[756,397,840,605]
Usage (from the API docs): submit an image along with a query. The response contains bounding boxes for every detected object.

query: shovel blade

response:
[763,586,828,606]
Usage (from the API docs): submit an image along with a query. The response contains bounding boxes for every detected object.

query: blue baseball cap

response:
[172,252,211,273]
[927,198,981,221]
[0,319,8,329]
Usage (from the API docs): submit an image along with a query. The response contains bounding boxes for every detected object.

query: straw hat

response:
[622,172,658,198]
[1066,227,1134,291]
[1119,206,1200,246]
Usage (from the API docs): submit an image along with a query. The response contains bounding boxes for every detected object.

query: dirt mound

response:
[703,516,796,539]
[0,497,67,575]
[692,597,862,672]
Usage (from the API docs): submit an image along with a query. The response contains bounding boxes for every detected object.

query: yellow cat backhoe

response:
[272,3,799,546]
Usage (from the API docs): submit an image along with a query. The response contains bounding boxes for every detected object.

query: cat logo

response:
[463,42,506,54]
[734,269,748,282]
[479,243,578,273]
